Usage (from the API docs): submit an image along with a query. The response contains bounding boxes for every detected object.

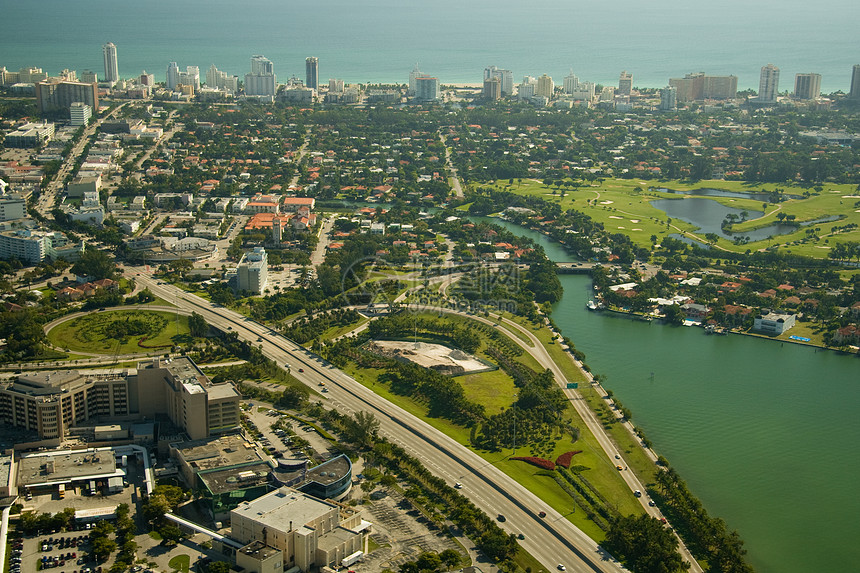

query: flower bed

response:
[511,456,556,470]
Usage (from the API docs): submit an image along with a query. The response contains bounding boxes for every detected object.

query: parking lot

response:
[12,527,98,573]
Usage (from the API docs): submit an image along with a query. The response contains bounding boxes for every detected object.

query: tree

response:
[439,549,462,570]
[208,563,232,573]
[603,514,688,573]
[188,312,208,337]
[90,536,118,561]
[71,249,116,280]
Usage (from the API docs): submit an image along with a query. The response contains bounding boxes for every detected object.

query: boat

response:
[586,300,599,310]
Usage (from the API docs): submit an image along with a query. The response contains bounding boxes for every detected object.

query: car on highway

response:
[517,533,525,540]
[497,514,506,522]
[648,500,656,507]
[557,565,566,571]
[538,511,546,518]
[634,490,642,497]
[298,368,304,372]
[616,465,624,471]
[454,482,462,489]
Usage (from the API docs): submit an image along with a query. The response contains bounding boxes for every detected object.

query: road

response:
[35,102,128,218]
[439,130,464,199]
[130,269,627,573]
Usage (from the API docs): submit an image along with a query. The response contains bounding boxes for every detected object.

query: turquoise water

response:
[552,277,860,573]
[3,0,859,92]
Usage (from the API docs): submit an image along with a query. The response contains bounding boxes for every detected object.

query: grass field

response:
[490,178,860,259]
[47,310,191,354]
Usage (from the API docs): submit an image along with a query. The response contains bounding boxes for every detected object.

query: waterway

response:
[485,217,860,573]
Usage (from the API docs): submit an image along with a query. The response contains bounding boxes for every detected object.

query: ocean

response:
[3,0,859,93]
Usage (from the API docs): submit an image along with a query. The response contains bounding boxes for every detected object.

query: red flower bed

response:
[555,450,583,468]
[511,456,556,470]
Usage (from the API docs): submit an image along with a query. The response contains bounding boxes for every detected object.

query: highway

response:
[130,269,627,573]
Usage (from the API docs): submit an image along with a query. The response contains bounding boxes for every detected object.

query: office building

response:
[535,74,554,98]
[408,64,422,95]
[0,356,240,441]
[850,65,860,99]
[230,487,368,572]
[69,102,92,126]
[0,192,26,222]
[237,247,268,294]
[328,78,344,93]
[35,80,99,114]
[758,63,779,103]
[660,85,677,111]
[306,57,319,90]
[794,73,821,100]
[0,228,82,264]
[483,76,501,101]
[102,42,119,84]
[414,76,439,101]
[484,66,513,96]
[245,55,276,97]
[135,356,241,440]
[3,122,55,148]
[170,433,273,520]
[669,72,737,102]
[618,71,633,95]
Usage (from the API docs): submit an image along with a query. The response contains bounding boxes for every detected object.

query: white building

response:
[206,64,238,93]
[70,102,92,126]
[414,76,439,102]
[563,72,580,94]
[0,228,83,264]
[245,55,276,96]
[754,312,796,335]
[793,73,821,100]
[230,487,367,573]
[660,86,677,111]
[237,247,268,294]
[0,192,26,222]
[103,42,119,84]
[758,64,780,103]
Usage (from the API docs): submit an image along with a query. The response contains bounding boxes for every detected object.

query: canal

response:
[482,216,860,573]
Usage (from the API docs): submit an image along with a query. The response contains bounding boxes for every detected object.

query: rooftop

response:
[18,449,123,487]
[232,487,338,531]
[239,540,281,561]
[172,433,264,472]
[200,461,273,495]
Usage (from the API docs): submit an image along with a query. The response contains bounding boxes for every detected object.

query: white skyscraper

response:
[758,63,780,103]
[660,86,677,111]
[245,55,276,96]
[102,42,118,84]
[167,62,180,90]
[563,71,580,94]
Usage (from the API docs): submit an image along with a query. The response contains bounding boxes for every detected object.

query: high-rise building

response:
[59,69,77,82]
[669,72,737,102]
[69,102,92,126]
[484,66,513,96]
[102,42,118,84]
[849,65,860,99]
[167,62,180,90]
[758,63,780,103]
[414,76,440,101]
[328,78,344,93]
[563,71,580,94]
[306,57,319,90]
[618,71,633,96]
[81,69,98,84]
[483,76,501,101]
[793,73,821,100]
[179,65,200,90]
[35,79,99,114]
[139,71,155,86]
[245,55,276,96]
[205,64,239,93]
[535,74,554,98]
[660,86,677,111]
[237,247,268,294]
[408,63,422,96]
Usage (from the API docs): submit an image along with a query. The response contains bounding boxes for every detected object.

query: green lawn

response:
[495,178,860,258]
[167,553,190,573]
[459,369,517,414]
[47,310,191,354]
